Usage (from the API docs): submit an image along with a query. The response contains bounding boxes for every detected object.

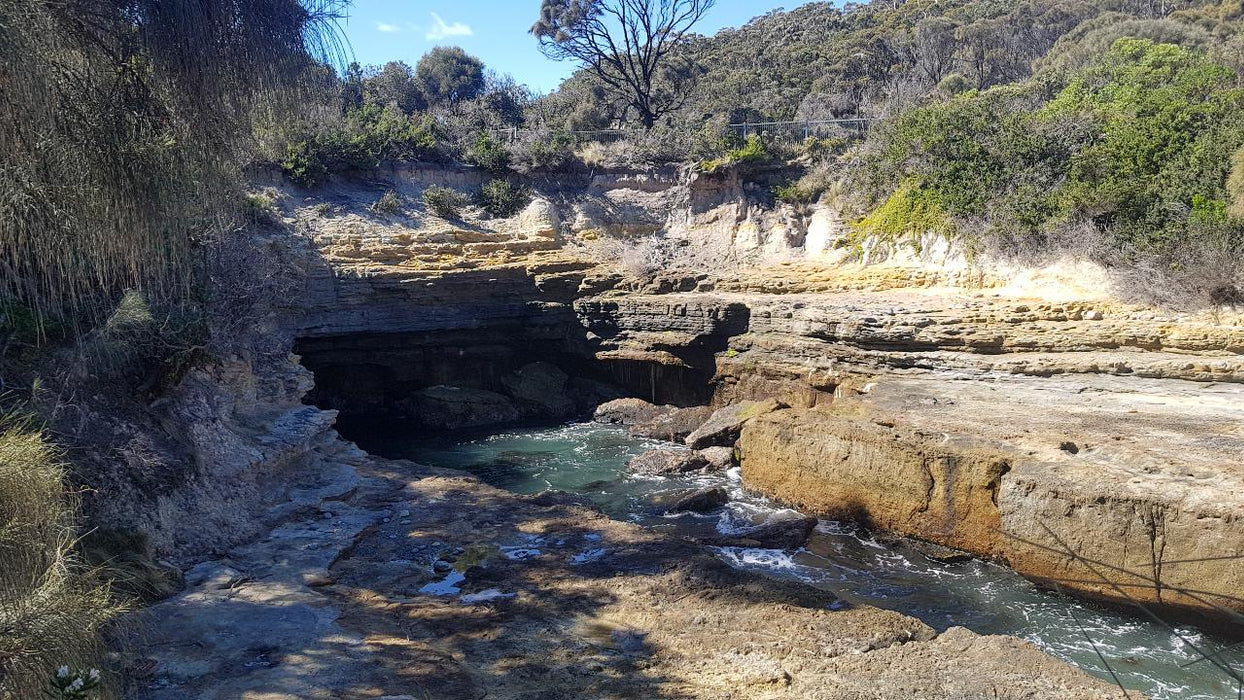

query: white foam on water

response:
[714,546,801,571]
[815,520,856,536]
[419,571,466,596]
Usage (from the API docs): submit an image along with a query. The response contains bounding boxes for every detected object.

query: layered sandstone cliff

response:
[269,161,1244,630]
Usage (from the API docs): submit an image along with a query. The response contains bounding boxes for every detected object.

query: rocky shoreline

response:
[128,439,1126,699]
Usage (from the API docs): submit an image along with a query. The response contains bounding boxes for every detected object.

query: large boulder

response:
[698,446,736,472]
[630,406,715,442]
[669,487,729,514]
[627,449,711,476]
[404,386,522,430]
[501,362,575,418]
[594,398,668,426]
[685,399,785,450]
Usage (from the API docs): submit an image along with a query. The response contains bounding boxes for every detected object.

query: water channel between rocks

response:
[351,421,1244,700]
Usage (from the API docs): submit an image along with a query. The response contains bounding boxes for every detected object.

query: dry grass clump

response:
[591,234,672,276]
[0,412,123,698]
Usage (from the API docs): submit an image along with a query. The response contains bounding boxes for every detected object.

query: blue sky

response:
[336,1,808,94]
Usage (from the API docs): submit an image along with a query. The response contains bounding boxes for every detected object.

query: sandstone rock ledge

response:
[739,373,1244,625]
[128,452,1127,699]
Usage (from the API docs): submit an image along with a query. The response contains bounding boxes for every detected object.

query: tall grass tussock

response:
[0,412,122,698]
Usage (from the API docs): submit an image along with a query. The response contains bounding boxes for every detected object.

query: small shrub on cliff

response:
[701,133,770,173]
[281,106,438,187]
[478,179,531,218]
[423,185,471,219]
[774,181,819,206]
[509,127,579,172]
[372,189,404,215]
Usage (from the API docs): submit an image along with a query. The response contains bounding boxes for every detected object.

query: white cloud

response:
[425,12,472,41]
[376,22,401,33]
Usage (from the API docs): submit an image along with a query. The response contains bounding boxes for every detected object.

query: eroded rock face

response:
[698,446,736,471]
[740,408,1010,556]
[630,405,714,442]
[594,397,667,425]
[501,361,575,417]
[401,385,522,430]
[593,399,715,441]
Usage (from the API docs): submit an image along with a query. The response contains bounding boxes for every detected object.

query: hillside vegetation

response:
[277,1,1244,306]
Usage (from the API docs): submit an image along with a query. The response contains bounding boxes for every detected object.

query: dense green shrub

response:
[510,127,579,172]
[423,185,471,219]
[1045,38,1244,251]
[466,132,511,172]
[854,39,1244,256]
[853,182,954,245]
[478,179,531,218]
[282,105,437,187]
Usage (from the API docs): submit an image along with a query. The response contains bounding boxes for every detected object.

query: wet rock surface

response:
[669,486,730,513]
[698,445,736,471]
[630,405,716,442]
[700,514,819,550]
[627,448,711,476]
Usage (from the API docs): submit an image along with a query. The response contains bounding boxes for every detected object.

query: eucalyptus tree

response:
[416,47,486,105]
[531,0,716,128]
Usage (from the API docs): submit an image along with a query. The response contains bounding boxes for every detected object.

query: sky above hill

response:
[336,1,810,93]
